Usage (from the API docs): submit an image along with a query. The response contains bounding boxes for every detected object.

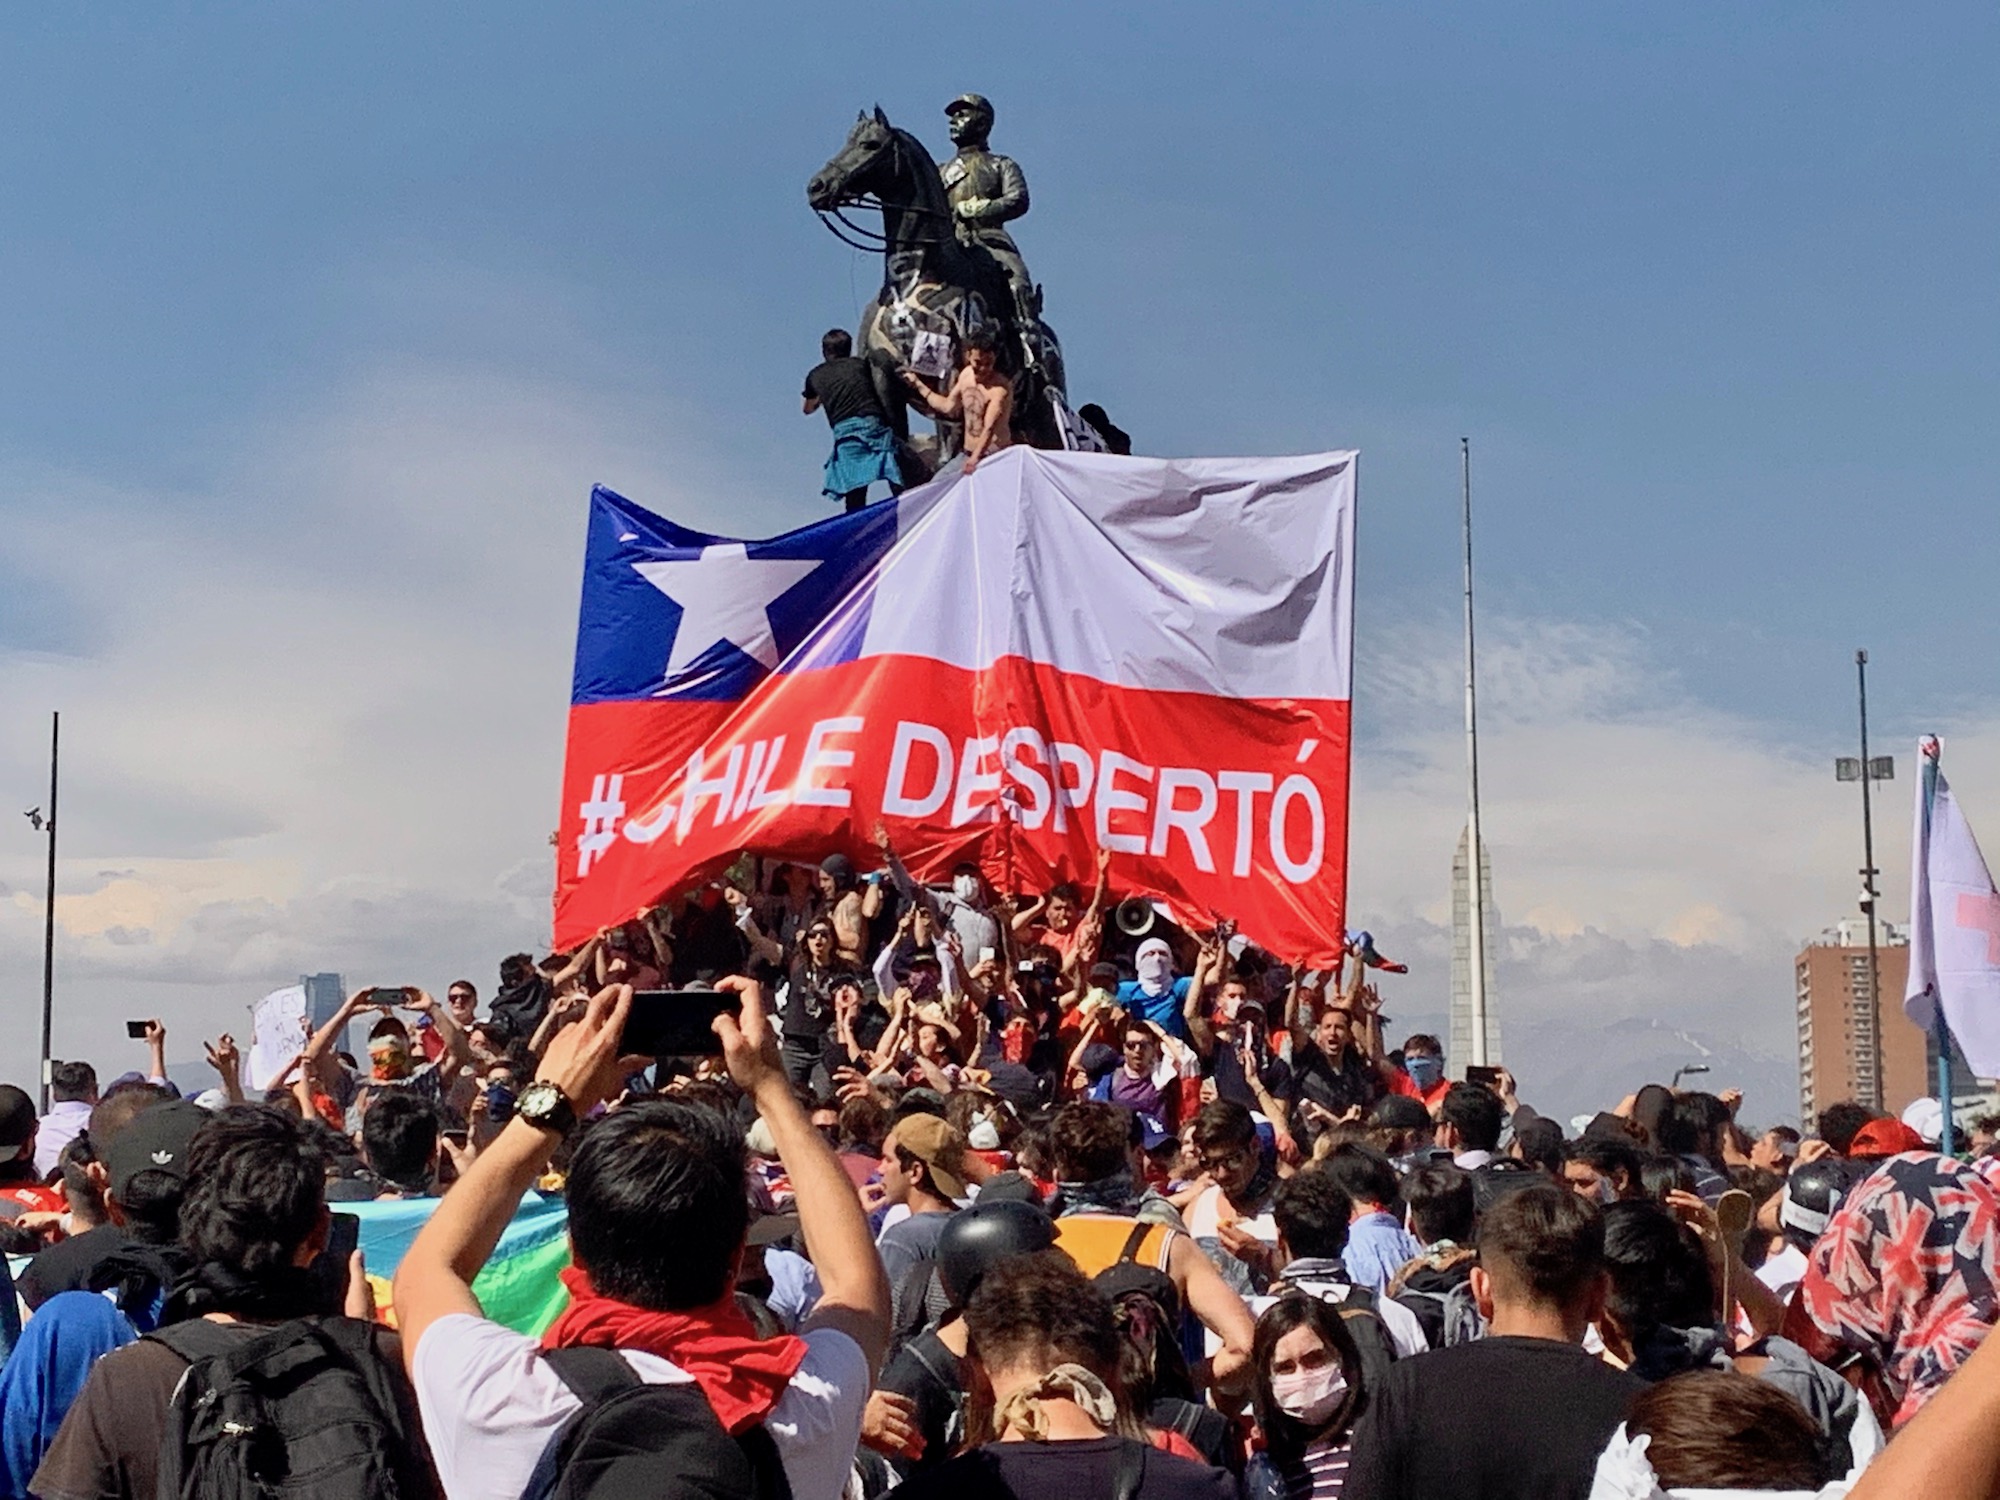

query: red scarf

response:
[542,1267,809,1434]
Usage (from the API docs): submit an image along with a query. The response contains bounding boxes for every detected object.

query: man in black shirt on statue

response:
[803,328,903,512]
[1346,1183,1643,1500]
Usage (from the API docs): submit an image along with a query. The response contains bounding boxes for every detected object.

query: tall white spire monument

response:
[1451,826,1503,1073]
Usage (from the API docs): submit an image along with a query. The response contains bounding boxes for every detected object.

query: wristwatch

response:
[515,1081,577,1136]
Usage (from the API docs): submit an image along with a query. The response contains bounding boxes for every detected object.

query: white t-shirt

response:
[410,1313,868,1500]
[1185,1183,1279,1246]
[1247,1277,1432,1360]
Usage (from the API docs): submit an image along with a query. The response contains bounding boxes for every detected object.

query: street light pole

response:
[38,712,59,1111]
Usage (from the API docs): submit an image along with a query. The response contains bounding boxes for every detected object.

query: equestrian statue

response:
[807,97,1078,472]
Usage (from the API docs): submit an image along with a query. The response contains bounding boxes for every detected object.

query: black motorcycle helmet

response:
[935,1199,1055,1307]
[1779,1156,1859,1253]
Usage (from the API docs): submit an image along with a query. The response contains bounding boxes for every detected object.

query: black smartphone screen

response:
[310,1211,362,1313]
[621,989,742,1057]
[1465,1064,1502,1089]
[126,1020,150,1039]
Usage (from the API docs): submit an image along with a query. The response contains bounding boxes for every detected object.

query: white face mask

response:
[952,874,980,904]
[968,1114,1002,1151]
[1270,1363,1347,1425]
[1136,949,1172,988]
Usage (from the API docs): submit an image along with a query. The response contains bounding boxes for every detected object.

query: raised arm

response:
[725,886,785,968]
[717,978,893,1373]
[1183,942,1219,1059]
[898,367,961,418]
[204,1034,247,1106]
[409,988,473,1084]
[396,985,641,1361]
[1083,847,1112,925]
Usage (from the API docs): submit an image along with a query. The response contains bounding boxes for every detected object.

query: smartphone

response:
[1466,1064,1502,1089]
[374,987,410,1008]
[621,989,743,1057]
[978,946,997,965]
[125,1020,150,1039]
[310,1211,362,1314]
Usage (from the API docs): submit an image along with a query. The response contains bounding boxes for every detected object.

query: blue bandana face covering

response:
[1406,1054,1444,1089]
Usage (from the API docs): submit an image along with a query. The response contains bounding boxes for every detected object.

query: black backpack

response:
[149,1316,430,1500]
[521,1346,792,1500]
[1266,1280,1399,1395]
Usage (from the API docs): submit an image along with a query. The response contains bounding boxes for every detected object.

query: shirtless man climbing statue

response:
[901,330,1014,473]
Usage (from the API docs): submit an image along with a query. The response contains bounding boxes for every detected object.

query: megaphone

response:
[1114,897,1157,938]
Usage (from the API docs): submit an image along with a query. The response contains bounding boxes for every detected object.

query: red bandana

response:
[541,1267,810,1434]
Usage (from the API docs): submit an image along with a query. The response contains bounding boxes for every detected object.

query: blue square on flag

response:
[571,486,901,705]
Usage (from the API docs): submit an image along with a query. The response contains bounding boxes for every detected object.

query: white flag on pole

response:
[1906,752,2000,1075]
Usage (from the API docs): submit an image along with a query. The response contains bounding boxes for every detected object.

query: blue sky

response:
[2,4,1996,1114]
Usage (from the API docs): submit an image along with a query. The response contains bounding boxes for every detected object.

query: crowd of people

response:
[4,831,2000,1499]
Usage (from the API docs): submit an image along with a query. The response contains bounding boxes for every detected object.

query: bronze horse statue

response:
[807,108,1071,469]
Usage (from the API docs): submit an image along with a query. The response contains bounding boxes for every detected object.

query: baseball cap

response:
[1901,1097,1945,1146]
[1136,1113,1174,1152]
[104,1099,208,1196]
[0,1085,36,1149]
[893,1114,971,1201]
[1848,1118,1927,1160]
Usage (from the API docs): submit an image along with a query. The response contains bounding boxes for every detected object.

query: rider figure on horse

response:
[941,95,1038,343]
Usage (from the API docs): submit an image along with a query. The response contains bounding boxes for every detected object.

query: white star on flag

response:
[634,544,821,680]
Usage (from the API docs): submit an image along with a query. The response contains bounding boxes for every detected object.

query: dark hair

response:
[1050,1101,1133,1183]
[839,1092,890,1151]
[1047,882,1081,906]
[1631,1084,1676,1147]
[1251,1295,1365,1474]
[362,1092,440,1192]
[1401,1034,1441,1057]
[1273,1170,1353,1260]
[1190,1099,1257,1154]
[58,1135,105,1224]
[963,1253,1132,1443]
[1628,1371,1833,1491]
[566,1099,749,1310]
[1817,1101,1877,1156]
[1639,1154,1698,1201]
[1317,1143,1400,1212]
[1763,1124,1801,1149]
[179,1105,328,1275]
[50,1061,97,1103]
[1511,1115,1565,1175]
[963,328,998,355]
[1659,1093,1725,1159]
[1566,1134,1644,1192]
[1476,1183,1605,1311]
[821,327,853,360]
[1600,1200,1716,1356]
[1438,1082,1504,1152]
[1401,1163,1476,1245]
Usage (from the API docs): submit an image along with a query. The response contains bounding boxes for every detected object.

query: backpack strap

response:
[901,1332,958,1397]
[541,1346,644,1405]
[1109,1438,1149,1500]
[1115,1220,1153,1267]
[146,1316,252,1366]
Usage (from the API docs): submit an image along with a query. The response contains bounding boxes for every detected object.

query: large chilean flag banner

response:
[555,447,1357,963]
